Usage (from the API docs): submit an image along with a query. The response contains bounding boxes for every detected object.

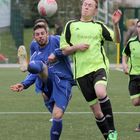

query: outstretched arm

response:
[112,9,122,43]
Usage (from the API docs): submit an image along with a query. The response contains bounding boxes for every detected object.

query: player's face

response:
[81,0,97,19]
[34,28,48,47]
[136,22,140,35]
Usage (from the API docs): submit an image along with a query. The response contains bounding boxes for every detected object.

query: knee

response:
[95,85,107,98]
[132,98,140,106]
[53,109,63,119]
[133,101,140,106]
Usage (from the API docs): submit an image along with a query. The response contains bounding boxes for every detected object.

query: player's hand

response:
[122,64,129,75]
[48,53,57,63]
[10,83,24,92]
[112,9,122,25]
[76,44,89,51]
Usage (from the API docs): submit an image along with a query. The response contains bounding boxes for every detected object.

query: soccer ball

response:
[37,0,58,17]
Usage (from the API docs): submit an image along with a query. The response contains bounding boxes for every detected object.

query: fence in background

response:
[1,0,136,64]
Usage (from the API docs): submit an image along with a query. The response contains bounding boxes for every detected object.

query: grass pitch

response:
[0,68,140,140]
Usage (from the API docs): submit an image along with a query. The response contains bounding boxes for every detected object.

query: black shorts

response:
[129,75,140,98]
[77,68,107,103]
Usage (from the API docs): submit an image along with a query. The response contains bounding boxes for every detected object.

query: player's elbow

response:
[61,47,72,55]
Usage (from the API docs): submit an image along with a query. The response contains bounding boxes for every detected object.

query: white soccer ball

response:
[37,0,58,17]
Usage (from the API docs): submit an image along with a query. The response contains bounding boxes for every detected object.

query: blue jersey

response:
[30,35,74,81]
[29,40,39,56]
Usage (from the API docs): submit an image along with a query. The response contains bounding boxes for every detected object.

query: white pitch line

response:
[0,112,140,115]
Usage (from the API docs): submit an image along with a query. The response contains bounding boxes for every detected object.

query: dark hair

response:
[34,18,48,25]
[33,24,48,32]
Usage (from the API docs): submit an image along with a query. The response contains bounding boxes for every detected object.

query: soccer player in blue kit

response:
[10,24,75,140]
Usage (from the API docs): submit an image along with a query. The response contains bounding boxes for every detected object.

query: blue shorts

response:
[44,74,73,113]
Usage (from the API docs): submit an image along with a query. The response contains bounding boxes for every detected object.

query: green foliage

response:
[0,31,17,63]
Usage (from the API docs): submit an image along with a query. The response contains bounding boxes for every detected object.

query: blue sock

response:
[28,60,43,74]
[50,119,62,140]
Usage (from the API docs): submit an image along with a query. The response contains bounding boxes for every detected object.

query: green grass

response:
[0,68,140,140]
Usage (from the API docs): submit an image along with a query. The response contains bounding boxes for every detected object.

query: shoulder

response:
[95,20,113,38]
[49,35,60,41]
[94,20,111,31]
[65,19,80,27]
[126,36,138,48]
[128,36,137,43]
[30,40,37,46]
[49,35,60,48]
[30,40,39,50]
[95,20,106,26]
[66,19,79,24]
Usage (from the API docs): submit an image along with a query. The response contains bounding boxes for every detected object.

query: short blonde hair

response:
[81,0,98,8]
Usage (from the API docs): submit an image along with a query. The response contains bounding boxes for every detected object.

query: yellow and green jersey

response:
[60,20,115,78]
[123,36,140,75]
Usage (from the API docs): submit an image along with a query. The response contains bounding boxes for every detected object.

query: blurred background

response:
[0,0,140,64]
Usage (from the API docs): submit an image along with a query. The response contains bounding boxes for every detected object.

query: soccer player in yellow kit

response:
[60,0,122,139]
[122,20,140,132]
